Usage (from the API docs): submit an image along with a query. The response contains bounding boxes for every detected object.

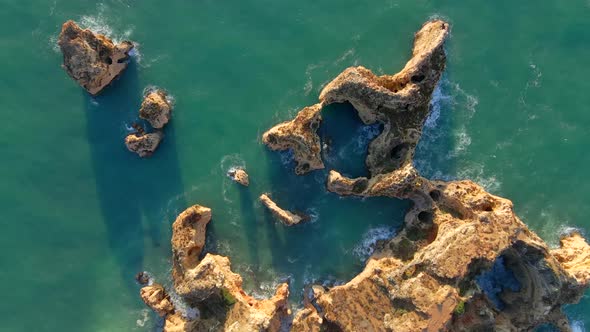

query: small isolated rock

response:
[125,124,163,157]
[139,89,173,129]
[58,20,134,95]
[227,168,249,186]
[135,271,151,285]
[259,193,307,226]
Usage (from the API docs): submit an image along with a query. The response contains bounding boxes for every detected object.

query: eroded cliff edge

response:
[139,205,290,332]
[263,20,590,331]
[139,20,590,331]
[58,20,134,95]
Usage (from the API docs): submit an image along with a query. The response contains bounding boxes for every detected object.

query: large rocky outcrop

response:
[263,20,448,176]
[139,89,173,129]
[263,20,590,331]
[58,20,134,95]
[139,205,290,332]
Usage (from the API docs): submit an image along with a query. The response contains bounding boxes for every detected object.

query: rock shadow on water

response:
[83,59,186,295]
[319,102,382,179]
[261,106,412,301]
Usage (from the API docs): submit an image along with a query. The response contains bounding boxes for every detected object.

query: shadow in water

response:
[84,59,186,293]
[260,101,416,300]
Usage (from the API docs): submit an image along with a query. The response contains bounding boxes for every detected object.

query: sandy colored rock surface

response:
[124,129,163,158]
[262,19,590,331]
[58,20,133,95]
[260,193,305,226]
[139,89,173,129]
[139,204,290,332]
[262,103,323,175]
[124,128,163,158]
[227,168,249,186]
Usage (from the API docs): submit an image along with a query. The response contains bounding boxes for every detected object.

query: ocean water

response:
[1,0,590,331]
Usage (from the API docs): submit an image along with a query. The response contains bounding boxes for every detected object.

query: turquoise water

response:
[1,0,590,331]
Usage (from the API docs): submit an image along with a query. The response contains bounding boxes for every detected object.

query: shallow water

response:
[1,0,590,331]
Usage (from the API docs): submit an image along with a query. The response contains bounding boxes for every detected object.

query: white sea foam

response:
[353,226,396,261]
[305,207,320,223]
[456,163,501,193]
[279,149,295,166]
[353,124,381,153]
[135,309,150,327]
[572,320,586,332]
[219,154,246,202]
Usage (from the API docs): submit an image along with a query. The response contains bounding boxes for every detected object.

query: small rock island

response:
[138,20,590,331]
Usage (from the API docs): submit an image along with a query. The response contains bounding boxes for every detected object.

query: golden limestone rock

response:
[262,103,323,175]
[139,205,290,332]
[259,193,306,226]
[139,283,174,317]
[139,89,173,129]
[58,20,133,95]
[227,168,250,187]
[124,124,163,158]
[262,20,590,331]
[263,20,448,176]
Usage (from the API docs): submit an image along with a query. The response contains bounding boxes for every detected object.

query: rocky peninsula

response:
[139,20,590,331]
[58,20,134,95]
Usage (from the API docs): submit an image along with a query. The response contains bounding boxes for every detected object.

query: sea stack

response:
[227,168,250,186]
[138,205,290,332]
[57,20,134,95]
[139,89,173,129]
[259,194,306,226]
[124,124,163,158]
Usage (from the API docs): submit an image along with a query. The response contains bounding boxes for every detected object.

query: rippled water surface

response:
[1,0,590,330]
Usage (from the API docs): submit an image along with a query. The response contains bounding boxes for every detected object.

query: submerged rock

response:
[139,89,173,129]
[124,124,163,158]
[262,20,590,331]
[227,168,249,186]
[259,193,307,226]
[139,204,290,332]
[58,20,134,95]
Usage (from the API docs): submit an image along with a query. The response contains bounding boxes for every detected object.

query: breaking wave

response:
[353,226,396,261]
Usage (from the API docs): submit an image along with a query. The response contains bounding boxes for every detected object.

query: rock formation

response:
[263,20,447,176]
[227,168,250,187]
[262,104,323,175]
[139,204,290,332]
[58,20,134,95]
[263,20,590,331]
[260,193,307,226]
[139,89,173,129]
[125,124,163,158]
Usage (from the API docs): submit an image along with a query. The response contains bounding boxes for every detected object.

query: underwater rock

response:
[262,103,324,175]
[227,168,249,187]
[139,204,290,332]
[139,89,173,129]
[262,19,590,331]
[124,124,163,158]
[57,20,134,95]
[259,193,306,226]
